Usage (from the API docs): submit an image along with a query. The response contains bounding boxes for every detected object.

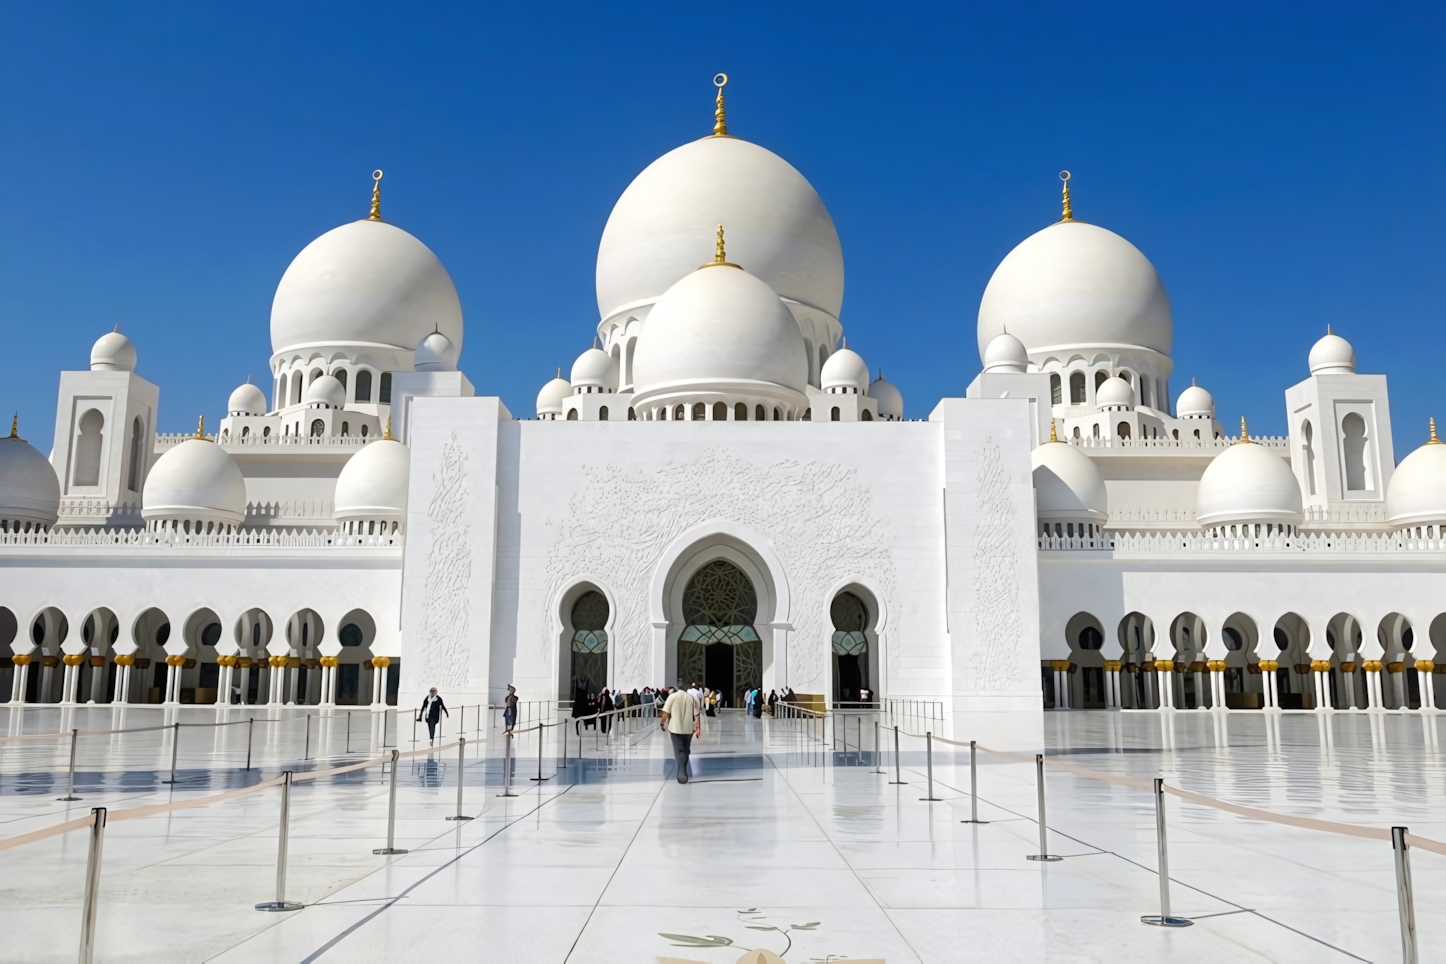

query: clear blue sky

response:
[1,4,1442,457]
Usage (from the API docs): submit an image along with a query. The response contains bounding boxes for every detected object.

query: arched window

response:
[599,406,609,421]
[773,407,781,421]
[693,402,706,421]
[73,409,104,486]
[831,407,841,421]
[241,425,250,438]
[756,404,766,421]
[1072,426,1081,439]
[862,409,873,421]
[802,408,812,421]
[1077,626,1103,650]
[379,372,392,404]
[291,373,303,405]
[1171,429,1178,440]
[1302,420,1317,495]
[567,410,578,420]
[341,422,349,436]
[127,416,143,492]
[1050,374,1062,405]
[339,623,364,646]
[831,591,870,702]
[628,408,636,420]
[1117,422,1130,439]
[355,370,373,402]
[1342,413,1371,490]
[1140,379,1152,408]
[360,424,368,437]
[310,419,325,437]
[735,402,747,421]
[1092,423,1100,438]
[569,590,609,695]
[713,401,727,421]
[263,426,271,438]
[674,404,685,421]
[332,368,347,393]
[818,345,829,374]
[309,368,324,384]
[1095,370,1108,392]
[624,338,637,388]
[1069,372,1086,404]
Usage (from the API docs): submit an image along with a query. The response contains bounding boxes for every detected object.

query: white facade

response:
[3,86,1444,724]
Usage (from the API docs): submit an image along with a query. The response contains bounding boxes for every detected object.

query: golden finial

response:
[6,414,17,439]
[195,415,206,440]
[1050,421,1059,443]
[715,224,726,263]
[384,416,392,441]
[1239,416,1251,443]
[1430,418,1441,445]
[556,367,561,379]
[1059,171,1073,222]
[712,73,729,136]
[368,170,384,221]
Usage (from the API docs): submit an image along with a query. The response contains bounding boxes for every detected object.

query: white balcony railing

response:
[1041,528,1446,555]
[0,528,401,549]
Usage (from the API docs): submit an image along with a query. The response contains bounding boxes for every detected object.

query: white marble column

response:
[1419,661,1438,710]
[1156,661,1173,710]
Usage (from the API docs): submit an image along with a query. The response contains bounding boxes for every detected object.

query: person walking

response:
[660,684,698,784]
[418,687,448,745]
[503,684,519,734]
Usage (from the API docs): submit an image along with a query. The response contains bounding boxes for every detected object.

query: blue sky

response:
[0,4,1442,457]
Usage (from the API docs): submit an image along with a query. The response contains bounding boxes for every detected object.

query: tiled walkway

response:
[2,705,1444,961]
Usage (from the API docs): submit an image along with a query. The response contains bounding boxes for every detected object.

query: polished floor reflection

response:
[2,705,1444,962]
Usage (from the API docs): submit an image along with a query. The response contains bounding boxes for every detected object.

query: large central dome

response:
[596,136,844,325]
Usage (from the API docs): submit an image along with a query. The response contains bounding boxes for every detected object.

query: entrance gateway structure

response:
[5,78,1446,728]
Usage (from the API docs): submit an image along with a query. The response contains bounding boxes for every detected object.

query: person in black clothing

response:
[418,687,448,745]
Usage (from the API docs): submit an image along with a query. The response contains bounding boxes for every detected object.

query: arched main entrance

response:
[831,591,873,706]
[678,560,761,702]
[569,591,609,697]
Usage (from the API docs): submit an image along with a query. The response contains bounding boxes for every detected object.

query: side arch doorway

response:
[678,559,761,703]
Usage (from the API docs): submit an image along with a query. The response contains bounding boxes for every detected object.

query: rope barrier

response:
[0,714,301,744]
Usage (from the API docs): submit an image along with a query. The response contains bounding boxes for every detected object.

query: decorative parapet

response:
[56,501,336,529]
[1067,434,1289,452]
[154,432,371,452]
[1041,527,1446,554]
[0,527,401,549]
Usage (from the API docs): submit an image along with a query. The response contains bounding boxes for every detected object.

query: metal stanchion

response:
[256,771,303,910]
[245,717,254,771]
[889,725,907,784]
[58,728,82,801]
[347,711,353,753]
[411,714,417,746]
[498,731,518,797]
[531,724,549,781]
[1025,754,1062,862]
[873,720,886,774]
[962,740,988,824]
[920,732,942,801]
[303,714,311,761]
[373,750,408,855]
[162,721,181,785]
[447,738,473,822]
[77,807,107,963]
[1141,778,1191,925]
[1392,826,1419,962]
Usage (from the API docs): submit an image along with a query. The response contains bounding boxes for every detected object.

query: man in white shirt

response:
[660,686,698,784]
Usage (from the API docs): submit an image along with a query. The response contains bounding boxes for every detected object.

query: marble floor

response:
[2,704,1444,962]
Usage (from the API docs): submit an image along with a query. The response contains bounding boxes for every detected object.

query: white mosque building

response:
[2,77,1445,721]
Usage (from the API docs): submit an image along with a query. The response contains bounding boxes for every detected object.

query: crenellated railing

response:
[0,528,401,549]
[155,433,372,452]
[1068,434,1289,452]
[1041,528,1446,554]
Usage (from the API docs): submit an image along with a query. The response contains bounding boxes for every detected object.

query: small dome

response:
[1032,439,1108,522]
[981,332,1029,374]
[142,439,247,525]
[1309,331,1356,375]
[334,439,409,520]
[868,374,903,420]
[1176,383,1215,418]
[978,220,1172,359]
[0,421,61,527]
[1195,439,1303,526]
[821,347,869,393]
[1096,376,1135,409]
[415,331,459,372]
[571,348,619,392]
[305,375,346,409]
[228,383,268,416]
[1386,426,1446,528]
[90,331,136,372]
[631,264,808,402]
[536,375,571,418]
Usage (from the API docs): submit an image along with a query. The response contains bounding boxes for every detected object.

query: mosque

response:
[2,75,1444,722]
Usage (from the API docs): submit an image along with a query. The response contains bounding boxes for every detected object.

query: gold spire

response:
[6,414,17,440]
[712,73,729,136]
[702,224,740,269]
[1238,416,1252,444]
[1059,171,1073,222]
[1430,417,1441,445]
[368,170,384,221]
[384,416,392,441]
[195,415,206,440]
[1050,421,1059,443]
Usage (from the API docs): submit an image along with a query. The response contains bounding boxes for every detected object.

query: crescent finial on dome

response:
[712,72,729,136]
[1059,171,1073,222]
[369,169,384,221]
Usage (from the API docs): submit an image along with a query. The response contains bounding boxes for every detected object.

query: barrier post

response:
[889,725,907,784]
[920,732,942,801]
[347,711,353,753]
[58,728,82,801]
[77,807,107,963]
[303,714,311,761]
[499,731,518,797]
[1025,754,1062,862]
[255,771,303,911]
[1392,826,1419,963]
[961,740,988,824]
[873,720,886,774]
[531,724,548,781]
[245,717,254,771]
[447,737,473,821]
[162,722,180,785]
[373,750,408,854]
[1141,778,1191,925]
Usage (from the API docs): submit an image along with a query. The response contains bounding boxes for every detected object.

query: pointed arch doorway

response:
[677,560,762,703]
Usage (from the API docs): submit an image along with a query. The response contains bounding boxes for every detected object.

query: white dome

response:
[978,220,1172,359]
[415,331,459,372]
[228,383,268,416]
[981,331,1029,373]
[868,374,903,420]
[270,219,463,357]
[571,348,619,392]
[90,331,136,372]
[142,439,246,525]
[536,375,571,418]
[305,374,346,409]
[1195,439,1303,527]
[1308,332,1356,375]
[1386,429,1446,528]
[631,265,808,402]
[334,439,409,520]
[597,136,843,324]
[1176,383,1215,418]
[1032,440,1108,522]
[0,422,60,527]
[1096,376,1135,409]
[821,347,869,393]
